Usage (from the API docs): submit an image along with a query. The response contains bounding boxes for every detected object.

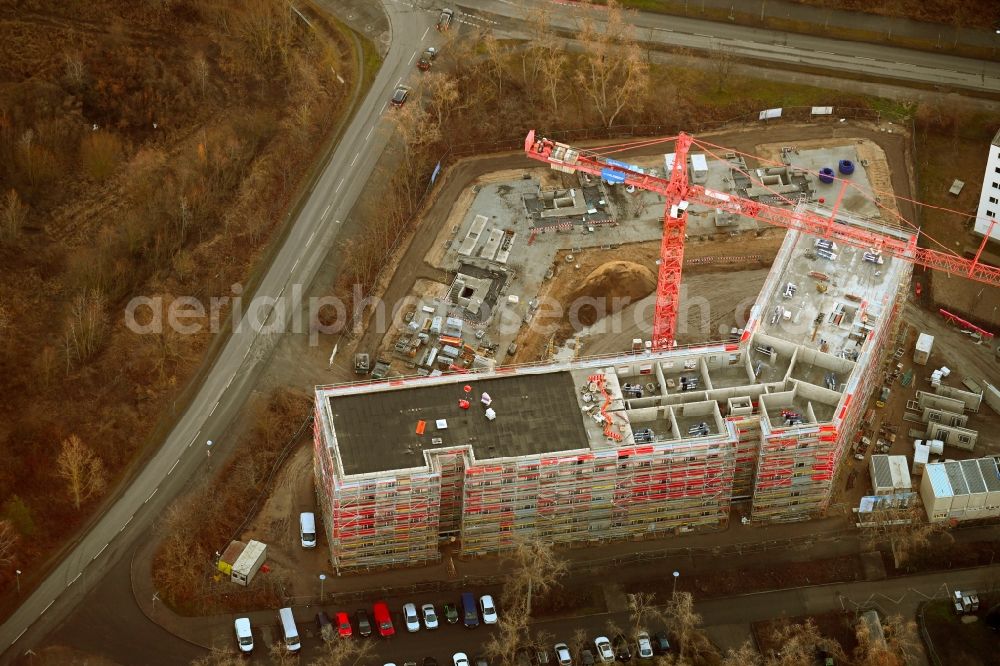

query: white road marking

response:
[210,400,219,415]
[321,204,332,220]
[396,77,402,87]
[145,489,158,504]
[380,102,387,114]
[120,515,133,532]
[94,543,108,560]
[168,459,180,475]
[13,627,27,646]
[42,600,54,615]
[421,26,429,41]
[307,230,316,247]
[188,433,197,448]
[292,258,300,272]
[335,178,345,193]
[351,152,359,167]
[408,52,416,65]
[68,572,82,586]
[336,219,342,224]
[366,126,374,141]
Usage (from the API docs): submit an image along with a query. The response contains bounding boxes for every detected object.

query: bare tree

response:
[860,502,953,568]
[709,43,736,93]
[56,434,108,510]
[662,590,719,664]
[309,634,374,666]
[1,188,27,240]
[628,591,665,637]
[0,520,17,568]
[766,619,845,666]
[191,53,211,98]
[63,52,87,89]
[721,640,764,666]
[63,289,107,369]
[539,46,567,115]
[482,31,507,98]
[190,648,244,666]
[853,613,918,666]
[424,72,463,130]
[575,1,650,128]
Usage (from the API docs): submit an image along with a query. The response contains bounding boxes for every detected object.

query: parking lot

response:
[228,593,672,664]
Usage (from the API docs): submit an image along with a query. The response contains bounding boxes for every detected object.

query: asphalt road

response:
[2,0,998,663]
[465,0,1000,94]
[0,1,446,661]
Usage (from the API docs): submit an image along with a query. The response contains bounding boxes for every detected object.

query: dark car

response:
[423,659,439,666]
[580,649,596,666]
[436,8,453,30]
[652,632,671,654]
[514,648,533,666]
[613,634,632,662]
[474,656,490,666]
[443,602,460,624]
[417,56,431,71]
[315,611,334,642]
[390,85,410,108]
[355,608,372,637]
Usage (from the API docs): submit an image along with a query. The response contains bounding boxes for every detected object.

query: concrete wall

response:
[935,384,983,412]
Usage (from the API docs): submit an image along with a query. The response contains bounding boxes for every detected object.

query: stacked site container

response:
[922,457,1000,522]
[979,458,1000,518]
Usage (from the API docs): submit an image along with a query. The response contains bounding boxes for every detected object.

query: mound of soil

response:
[565,260,656,328]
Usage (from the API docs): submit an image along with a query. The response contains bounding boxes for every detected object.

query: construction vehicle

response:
[370,355,391,380]
[523,131,1000,349]
[876,386,890,408]
[354,353,370,375]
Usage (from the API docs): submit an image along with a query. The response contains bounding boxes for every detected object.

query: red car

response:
[335,611,352,638]
[373,601,394,637]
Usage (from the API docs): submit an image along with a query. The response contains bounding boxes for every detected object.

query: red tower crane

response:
[524,130,1000,350]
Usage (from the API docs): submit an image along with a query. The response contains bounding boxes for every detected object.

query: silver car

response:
[554,643,572,666]
[636,631,654,659]
[422,603,439,629]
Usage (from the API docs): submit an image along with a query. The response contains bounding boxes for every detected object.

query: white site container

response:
[920,463,953,521]
[912,444,930,476]
[914,333,933,365]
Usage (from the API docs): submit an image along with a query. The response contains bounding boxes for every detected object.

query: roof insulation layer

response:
[961,460,987,494]
[979,458,1000,491]
[944,461,970,495]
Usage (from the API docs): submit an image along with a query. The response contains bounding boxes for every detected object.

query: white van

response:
[234,617,254,654]
[278,607,301,653]
[299,512,316,548]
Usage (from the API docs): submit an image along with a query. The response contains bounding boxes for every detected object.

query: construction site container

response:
[912,444,929,475]
[869,455,911,495]
[944,462,970,515]
[690,154,708,183]
[920,464,953,521]
[960,460,988,512]
[231,540,267,586]
[217,540,247,576]
[914,334,933,365]
[978,458,1000,517]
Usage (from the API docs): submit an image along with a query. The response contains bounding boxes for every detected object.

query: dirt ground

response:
[239,443,327,599]
[511,231,784,363]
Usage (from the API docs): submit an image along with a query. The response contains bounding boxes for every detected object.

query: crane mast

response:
[524,130,1000,350]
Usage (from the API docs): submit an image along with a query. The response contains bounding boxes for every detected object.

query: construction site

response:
[308,124,1000,571]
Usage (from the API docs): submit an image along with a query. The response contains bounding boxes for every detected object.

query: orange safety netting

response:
[588,373,623,442]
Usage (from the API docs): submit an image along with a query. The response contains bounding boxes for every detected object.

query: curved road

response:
[2,0,998,662]
[0,0,443,661]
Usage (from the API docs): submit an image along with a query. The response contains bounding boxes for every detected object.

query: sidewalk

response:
[129,508,1000,652]
[625,0,1000,53]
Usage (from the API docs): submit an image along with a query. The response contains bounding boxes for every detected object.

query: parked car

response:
[554,643,572,666]
[579,649,596,666]
[422,603,439,629]
[390,85,410,108]
[652,632,671,655]
[424,46,438,60]
[612,634,632,662]
[636,632,654,660]
[594,636,615,663]
[534,649,552,665]
[315,611,334,642]
[443,601,460,624]
[417,55,431,71]
[234,617,254,654]
[479,594,498,624]
[356,608,372,637]
[474,657,490,666]
[453,653,470,666]
[373,601,395,637]
[436,8,454,30]
[461,591,479,628]
[403,603,420,632]
[423,659,439,666]
[336,611,352,638]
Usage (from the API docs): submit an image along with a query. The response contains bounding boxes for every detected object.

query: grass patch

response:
[922,596,1000,666]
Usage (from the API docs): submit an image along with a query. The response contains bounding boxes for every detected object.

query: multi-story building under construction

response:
[313,221,913,570]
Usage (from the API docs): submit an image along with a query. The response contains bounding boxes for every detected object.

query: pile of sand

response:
[565,260,656,327]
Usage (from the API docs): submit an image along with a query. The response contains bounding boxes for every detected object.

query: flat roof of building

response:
[327,371,589,475]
